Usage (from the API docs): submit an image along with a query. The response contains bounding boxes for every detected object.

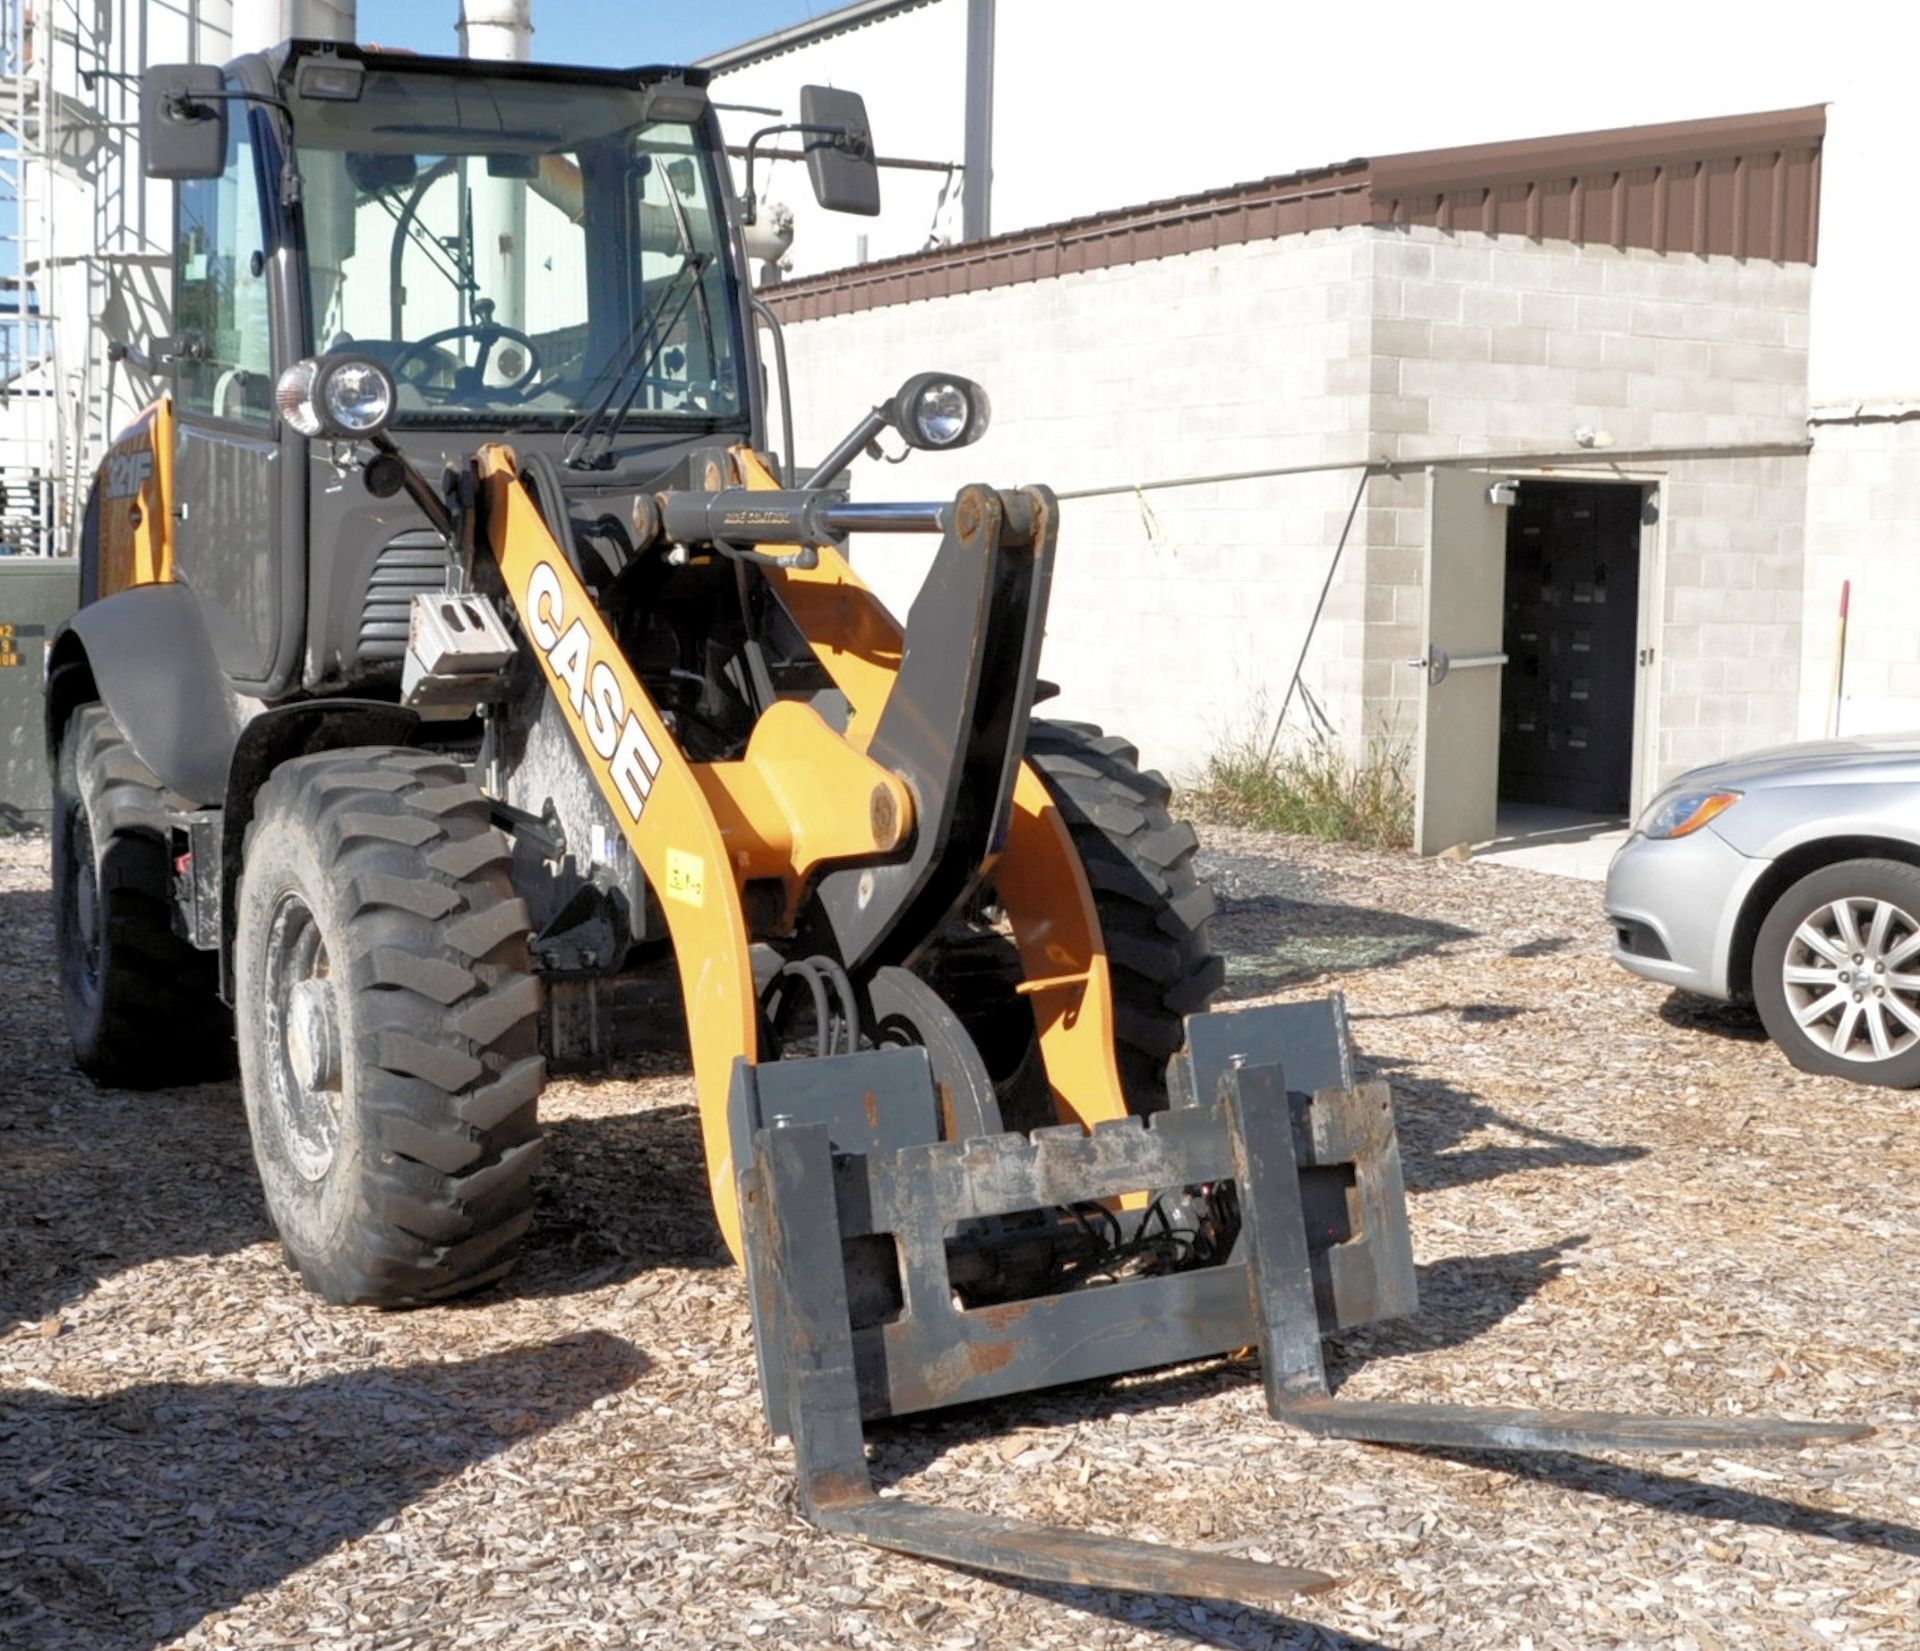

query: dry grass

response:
[1187,731,1414,852]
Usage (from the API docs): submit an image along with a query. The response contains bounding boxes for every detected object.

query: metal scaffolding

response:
[0,0,66,554]
[0,1,229,558]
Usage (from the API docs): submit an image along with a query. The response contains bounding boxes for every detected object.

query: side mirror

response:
[799,85,879,217]
[141,64,228,180]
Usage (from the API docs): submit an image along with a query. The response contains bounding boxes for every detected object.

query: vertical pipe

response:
[460,0,530,336]
[961,0,993,242]
[458,0,533,59]
[1827,579,1851,739]
[232,1,354,55]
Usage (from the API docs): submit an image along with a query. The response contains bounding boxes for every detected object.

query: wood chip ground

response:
[2,827,1915,1650]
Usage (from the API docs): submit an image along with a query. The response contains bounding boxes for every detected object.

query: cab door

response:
[168,102,287,691]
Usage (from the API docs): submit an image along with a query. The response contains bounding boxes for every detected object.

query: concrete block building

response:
[746,105,1820,849]
[708,0,1916,852]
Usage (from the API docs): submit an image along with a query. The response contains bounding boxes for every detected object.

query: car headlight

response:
[1638,789,1741,840]
[889,371,991,450]
[276,352,396,439]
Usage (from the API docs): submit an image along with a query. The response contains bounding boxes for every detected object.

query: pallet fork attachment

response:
[736,998,1870,1606]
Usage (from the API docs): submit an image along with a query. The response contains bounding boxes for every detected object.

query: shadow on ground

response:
[1658,990,1770,1044]
[0,1332,643,1651]
[1212,892,1474,1002]
[0,866,717,1323]
[500,1100,731,1297]
[848,1241,1619,1648]
[1401,1444,1920,1562]
[0,1074,264,1334]
[1361,1058,1647,1193]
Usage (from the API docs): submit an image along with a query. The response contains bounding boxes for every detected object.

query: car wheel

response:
[1752,858,1920,1087]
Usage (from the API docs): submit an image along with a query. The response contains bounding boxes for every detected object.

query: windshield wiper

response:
[563,253,711,470]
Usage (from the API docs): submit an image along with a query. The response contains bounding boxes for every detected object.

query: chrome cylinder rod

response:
[820,500,949,535]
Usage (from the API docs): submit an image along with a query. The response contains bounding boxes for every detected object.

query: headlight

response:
[275,352,396,440]
[889,371,991,451]
[1638,789,1741,839]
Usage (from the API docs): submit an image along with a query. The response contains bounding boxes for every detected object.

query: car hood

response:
[1669,734,1920,794]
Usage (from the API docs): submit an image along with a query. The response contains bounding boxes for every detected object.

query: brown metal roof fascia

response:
[760,105,1827,326]
[758,162,1374,323]
[1370,105,1826,264]
[697,0,937,73]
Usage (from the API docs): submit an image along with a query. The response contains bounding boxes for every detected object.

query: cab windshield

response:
[293,66,743,429]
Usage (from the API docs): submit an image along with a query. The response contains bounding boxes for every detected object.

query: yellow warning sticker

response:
[665,848,705,907]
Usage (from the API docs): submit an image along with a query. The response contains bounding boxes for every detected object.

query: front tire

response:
[1024,720,1224,1112]
[52,704,230,1086]
[234,748,545,1304]
[1752,857,1920,1087]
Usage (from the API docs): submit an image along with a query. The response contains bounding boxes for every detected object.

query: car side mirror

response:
[141,63,228,180]
[799,85,879,217]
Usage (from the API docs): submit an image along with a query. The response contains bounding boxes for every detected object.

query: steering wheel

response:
[390,322,543,402]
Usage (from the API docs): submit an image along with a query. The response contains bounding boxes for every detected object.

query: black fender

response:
[48,591,424,998]
[217,698,423,977]
[47,582,239,806]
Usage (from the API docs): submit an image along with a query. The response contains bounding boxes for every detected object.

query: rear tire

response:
[52,704,230,1086]
[234,748,545,1305]
[1753,857,1920,1088]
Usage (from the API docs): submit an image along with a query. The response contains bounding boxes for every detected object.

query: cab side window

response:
[174,102,274,423]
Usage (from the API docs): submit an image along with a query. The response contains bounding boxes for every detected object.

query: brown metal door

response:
[1414,470,1509,855]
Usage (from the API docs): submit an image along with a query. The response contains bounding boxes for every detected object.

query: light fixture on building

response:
[1573,424,1616,449]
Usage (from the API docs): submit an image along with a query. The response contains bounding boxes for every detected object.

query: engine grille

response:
[357,530,450,664]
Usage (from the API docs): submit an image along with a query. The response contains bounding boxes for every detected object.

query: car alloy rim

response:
[1782,895,1920,1063]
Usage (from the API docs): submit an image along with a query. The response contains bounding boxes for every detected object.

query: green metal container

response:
[0,557,79,833]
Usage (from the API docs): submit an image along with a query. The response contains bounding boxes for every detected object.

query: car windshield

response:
[293,66,743,429]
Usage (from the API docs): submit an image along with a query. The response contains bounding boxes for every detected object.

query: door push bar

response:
[1406,646,1509,687]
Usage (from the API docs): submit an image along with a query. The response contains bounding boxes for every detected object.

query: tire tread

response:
[1024,719,1222,1113]
[239,747,543,1306]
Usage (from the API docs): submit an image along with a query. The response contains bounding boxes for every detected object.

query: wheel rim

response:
[261,890,344,1180]
[63,805,102,999]
[1781,895,1920,1063]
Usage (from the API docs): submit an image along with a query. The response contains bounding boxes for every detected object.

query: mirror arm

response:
[803,405,890,491]
[169,87,304,205]
[106,338,156,373]
[366,430,458,542]
[740,119,861,226]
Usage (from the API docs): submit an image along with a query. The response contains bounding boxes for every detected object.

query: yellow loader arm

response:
[472,443,1133,1260]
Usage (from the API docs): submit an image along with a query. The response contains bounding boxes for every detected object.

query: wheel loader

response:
[47,39,1867,1606]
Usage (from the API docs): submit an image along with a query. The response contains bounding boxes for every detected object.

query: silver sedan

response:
[1605,735,1920,1086]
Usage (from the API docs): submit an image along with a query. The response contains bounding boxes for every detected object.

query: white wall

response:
[1799,420,1920,739]
[773,221,1812,786]
[1353,228,1811,781]
[714,0,1916,405]
[710,3,968,281]
[776,229,1374,775]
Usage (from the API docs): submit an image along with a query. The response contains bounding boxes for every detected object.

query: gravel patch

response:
[3,827,1916,1650]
